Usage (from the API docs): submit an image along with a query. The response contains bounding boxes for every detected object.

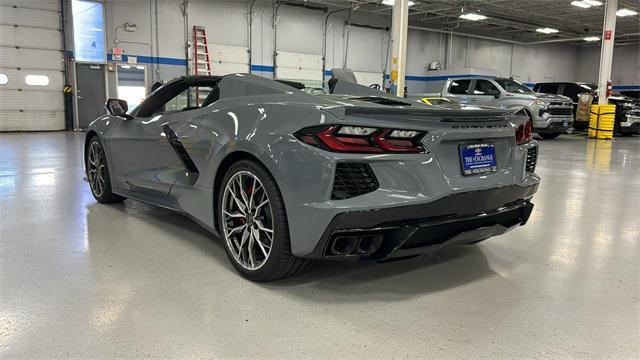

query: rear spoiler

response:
[343,106,517,122]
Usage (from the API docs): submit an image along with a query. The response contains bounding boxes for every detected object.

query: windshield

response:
[579,83,598,92]
[494,78,533,94]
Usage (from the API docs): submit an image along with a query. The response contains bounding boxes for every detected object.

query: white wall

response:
[100,0,636,91]
[576,45,640,86]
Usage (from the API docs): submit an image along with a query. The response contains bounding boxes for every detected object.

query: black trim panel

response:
[162,124,199,185]
[304,184,538,259]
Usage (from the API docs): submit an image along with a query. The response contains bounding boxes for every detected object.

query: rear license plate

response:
[459,143,498,176]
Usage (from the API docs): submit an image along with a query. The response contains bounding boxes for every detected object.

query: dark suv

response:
[534,82,640,135]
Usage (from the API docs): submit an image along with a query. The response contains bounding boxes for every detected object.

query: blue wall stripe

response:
[612,85,640,90]
[249,64,274,72]
[101,53,639,90]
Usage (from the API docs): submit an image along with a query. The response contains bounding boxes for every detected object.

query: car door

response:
[446,79,472,104]
[108,80,209,198]
[468,79,501,107]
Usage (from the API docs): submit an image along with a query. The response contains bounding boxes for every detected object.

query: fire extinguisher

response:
[606,80,613,99]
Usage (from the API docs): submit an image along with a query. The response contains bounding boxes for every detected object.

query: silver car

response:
[442,77,574,139]
[85,74,539,281]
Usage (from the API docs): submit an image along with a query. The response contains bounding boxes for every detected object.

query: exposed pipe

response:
[322,8,350,82]
[154,0,160,81]
[248,0,257,73]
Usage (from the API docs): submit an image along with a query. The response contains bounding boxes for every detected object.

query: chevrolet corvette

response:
[85,73,539,281]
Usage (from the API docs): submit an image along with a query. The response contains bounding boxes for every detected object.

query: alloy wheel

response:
[221,171,274,270]
[87,141,106,198]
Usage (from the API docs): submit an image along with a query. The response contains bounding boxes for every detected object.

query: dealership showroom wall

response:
[1,0,639,358]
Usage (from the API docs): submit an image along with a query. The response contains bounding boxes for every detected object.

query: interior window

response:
[473,80,499,95]
[25,75,50,86]
[449,79,471,95]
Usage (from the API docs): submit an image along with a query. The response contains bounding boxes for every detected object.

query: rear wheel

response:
[86,136,124,203]
[218,160,313,281]
[540,133,561,139]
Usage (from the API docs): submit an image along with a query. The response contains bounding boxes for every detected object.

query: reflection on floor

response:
[0,132,639,358]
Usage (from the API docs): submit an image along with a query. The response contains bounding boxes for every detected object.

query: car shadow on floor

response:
[87,199,500,301]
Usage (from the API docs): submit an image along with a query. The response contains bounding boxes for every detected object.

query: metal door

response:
[76,63,106,129]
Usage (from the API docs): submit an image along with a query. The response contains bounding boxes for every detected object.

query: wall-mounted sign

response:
[604,30,612,40]
[127,56,137,65]
[112,47,122,61]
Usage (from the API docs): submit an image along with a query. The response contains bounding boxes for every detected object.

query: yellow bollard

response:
[588,104,616,139]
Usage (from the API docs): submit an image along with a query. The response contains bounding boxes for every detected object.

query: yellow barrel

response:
[588,104,616,139]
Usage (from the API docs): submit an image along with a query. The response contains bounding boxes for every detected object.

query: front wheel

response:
[86,136,124,203]
[540,132,561,140]
[218,160,313,281]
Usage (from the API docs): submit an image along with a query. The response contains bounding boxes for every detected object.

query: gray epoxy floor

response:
[1,132,639,359]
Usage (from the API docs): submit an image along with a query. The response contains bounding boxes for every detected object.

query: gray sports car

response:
[85,73,539,281]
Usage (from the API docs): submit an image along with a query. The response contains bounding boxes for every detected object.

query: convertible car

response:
[85,73,539,281]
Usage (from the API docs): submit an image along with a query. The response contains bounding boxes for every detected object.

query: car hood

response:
[533,92,573,103]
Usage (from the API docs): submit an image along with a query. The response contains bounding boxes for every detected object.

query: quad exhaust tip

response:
[329,233,383,256]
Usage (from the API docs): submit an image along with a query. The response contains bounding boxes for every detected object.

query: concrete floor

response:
[0,132,639,359]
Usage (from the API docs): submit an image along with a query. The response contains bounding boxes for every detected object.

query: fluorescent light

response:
[536,27,560,34]
[616,8,638,17]
[582,0,602,5]
[459,13,487,21]
[381,0,416,6]
[583,36,600,41]
[571,1,591,8]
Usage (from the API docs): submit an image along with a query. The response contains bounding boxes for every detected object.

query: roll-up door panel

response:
[0,0,60,11]
[209,44,249,75]
[0,68,64,91]
[0,24,62,50]
[0,6,60,29]
[0,111,65,131]
[0,48,63,71]
[0,90,64,111]
[275,51,322,81]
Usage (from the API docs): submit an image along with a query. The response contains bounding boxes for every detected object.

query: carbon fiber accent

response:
[332,163,379,200]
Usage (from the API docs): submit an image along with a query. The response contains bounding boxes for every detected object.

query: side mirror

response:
[491,90,501,99]
[105,99,132,119]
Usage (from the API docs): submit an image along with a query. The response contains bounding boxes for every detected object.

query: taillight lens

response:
[515,120,533,145]
[295,125,427,153]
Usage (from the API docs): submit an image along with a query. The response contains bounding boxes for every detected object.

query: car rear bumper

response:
[302,184,537,260]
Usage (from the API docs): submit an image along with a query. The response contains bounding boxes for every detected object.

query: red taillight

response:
[515,120,533,145]
[296,125,427,154]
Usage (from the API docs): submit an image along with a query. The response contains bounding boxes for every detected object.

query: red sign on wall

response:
[604,30,612,40]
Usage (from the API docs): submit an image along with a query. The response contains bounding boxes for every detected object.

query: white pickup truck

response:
[436,77,574,139]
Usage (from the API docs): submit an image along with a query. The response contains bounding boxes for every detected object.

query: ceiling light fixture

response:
[381,0,416,6]
[459,12,487,21]
[582,0,602,5]
[583,36,600,41]
[536,27,560,34]
[571,1,592,8]
[616,8,638,17]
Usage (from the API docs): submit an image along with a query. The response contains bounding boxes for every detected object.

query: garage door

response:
[0,1,65,131]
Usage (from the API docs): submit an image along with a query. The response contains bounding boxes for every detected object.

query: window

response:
[25,75,50,86]
[473,80,500,95]
[535,84,558,94]
[133,79,220,118]
[449,79,471,95]
[494,78,533,94]
[562,84,582,101]
[0,73,7,85]
[72,0,105,62]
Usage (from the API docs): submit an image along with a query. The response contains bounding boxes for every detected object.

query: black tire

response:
[217,159,313,281]
[540,132,561,140]
[86,136,125,203]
